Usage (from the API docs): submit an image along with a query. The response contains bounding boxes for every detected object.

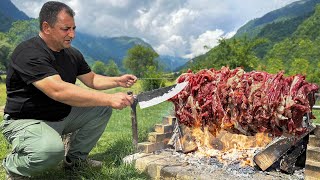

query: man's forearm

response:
[52,81,132,109]
[78,72,120,90]
[91,74,120,90]
[33,74,134,109]
[33,75,113,107]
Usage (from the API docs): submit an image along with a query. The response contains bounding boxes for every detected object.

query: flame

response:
[182,125,273,167]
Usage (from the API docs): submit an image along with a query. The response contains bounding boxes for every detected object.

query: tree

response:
[307,61,320,84]
[92,61,106,75]
[265,38,319,77]
[6,19,38,46]
[288,58,309,76]
[265,58,285,74]
[224,37,266,70]
[0,33,13,70]
[105,59,120,76]
[123,45,159,77]
[189,36,266,71]
[141,66,164,91]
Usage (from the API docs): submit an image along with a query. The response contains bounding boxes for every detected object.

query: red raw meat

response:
[169,67,319,137]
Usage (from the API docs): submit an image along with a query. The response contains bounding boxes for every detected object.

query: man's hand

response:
[109,92,135,110]
[118,74,137,88]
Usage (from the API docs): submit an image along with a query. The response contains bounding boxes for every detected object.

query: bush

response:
[92,61,106,75]
[141,79,164,91]
[141,66,164,91]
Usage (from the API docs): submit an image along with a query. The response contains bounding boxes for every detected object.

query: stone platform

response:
[123,149,305,180]
[305,124,320,180]
[129,115,320,179]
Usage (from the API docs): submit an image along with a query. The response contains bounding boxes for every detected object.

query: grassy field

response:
[0,75,6,106]
[312,95,320,124]
[0,80,175,179]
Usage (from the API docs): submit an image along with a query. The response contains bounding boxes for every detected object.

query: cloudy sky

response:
[11,0,299,59]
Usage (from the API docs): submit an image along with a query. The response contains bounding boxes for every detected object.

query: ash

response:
[225,161,256,176]
[156,148,304,180]
[175,150,257,178]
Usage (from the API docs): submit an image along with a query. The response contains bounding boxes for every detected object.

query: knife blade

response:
[136,81,188,109]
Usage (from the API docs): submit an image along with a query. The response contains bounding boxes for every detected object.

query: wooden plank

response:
[254,124,315,171]
[254,135,295,171]
[280,137,306,174]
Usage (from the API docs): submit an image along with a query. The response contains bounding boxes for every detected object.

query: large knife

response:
[128,81,188,149]
[135,81,188,109]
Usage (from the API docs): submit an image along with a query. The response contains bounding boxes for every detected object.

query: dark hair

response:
[39,1,75,31]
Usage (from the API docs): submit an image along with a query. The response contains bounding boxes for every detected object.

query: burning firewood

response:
[168,121,198,153]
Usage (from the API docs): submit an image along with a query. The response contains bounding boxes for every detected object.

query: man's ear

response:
[42,21,51,35]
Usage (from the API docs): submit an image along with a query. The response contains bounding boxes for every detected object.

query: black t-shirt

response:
[4,36,91,121]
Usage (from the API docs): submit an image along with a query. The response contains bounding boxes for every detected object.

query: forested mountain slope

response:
[182,0,320,84]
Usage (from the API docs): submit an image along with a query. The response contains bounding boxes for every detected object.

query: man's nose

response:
[68,29,75,39]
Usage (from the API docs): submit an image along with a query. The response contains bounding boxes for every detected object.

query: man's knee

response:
[28,138,65,169]
[25,124,65,171]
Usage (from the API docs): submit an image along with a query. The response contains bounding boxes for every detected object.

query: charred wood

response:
[254,125,315,171]
[279,137,307,174]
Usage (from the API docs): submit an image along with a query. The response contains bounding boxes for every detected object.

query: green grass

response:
[313,99,320,124]
[0,104,173,179]
[0,80,175,179]
[0,77,5,106]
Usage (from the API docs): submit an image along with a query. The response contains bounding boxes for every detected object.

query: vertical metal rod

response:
[131,100,138,149]
[128,91,138,150]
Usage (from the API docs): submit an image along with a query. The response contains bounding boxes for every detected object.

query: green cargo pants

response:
[1,106,112,177]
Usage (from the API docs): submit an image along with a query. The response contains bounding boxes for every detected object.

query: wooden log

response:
[253,124,315,171]
[280,137,307,174]
[180,125,197,153]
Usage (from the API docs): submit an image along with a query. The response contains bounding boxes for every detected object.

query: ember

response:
[178,124,272,167]
[169,67,319,137]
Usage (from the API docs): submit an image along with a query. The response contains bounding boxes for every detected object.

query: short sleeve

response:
[11,48,58,85]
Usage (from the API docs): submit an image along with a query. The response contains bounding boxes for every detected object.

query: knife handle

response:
[127,91,138,108]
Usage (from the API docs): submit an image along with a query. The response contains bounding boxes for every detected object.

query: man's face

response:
[48,10,76,51]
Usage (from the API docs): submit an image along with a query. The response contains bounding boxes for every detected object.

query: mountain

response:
[158,55,188,72]
[234,0,320,58]
[235,0,320,38]
[72,33,152,68]
[185,0,320,66]
[2,18,154,70]
[0,0,187,72]
[0,0,29,20]
[180,0,320,84]
[0,1,157,72]
[0,0,29,32]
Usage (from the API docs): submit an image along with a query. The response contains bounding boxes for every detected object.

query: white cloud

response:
[11,0,299,58]
[184,30,236,59]
[155,35,187,56]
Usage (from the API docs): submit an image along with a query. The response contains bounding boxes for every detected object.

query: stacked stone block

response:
[137,116,176,153]
[305,124,320,180]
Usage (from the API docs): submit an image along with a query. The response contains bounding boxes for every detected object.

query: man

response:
[1,1,137,179]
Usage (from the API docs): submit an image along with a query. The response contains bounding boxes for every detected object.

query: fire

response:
[182,125,273,167]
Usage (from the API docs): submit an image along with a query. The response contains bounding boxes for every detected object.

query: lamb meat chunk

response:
[169,67,319,137]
